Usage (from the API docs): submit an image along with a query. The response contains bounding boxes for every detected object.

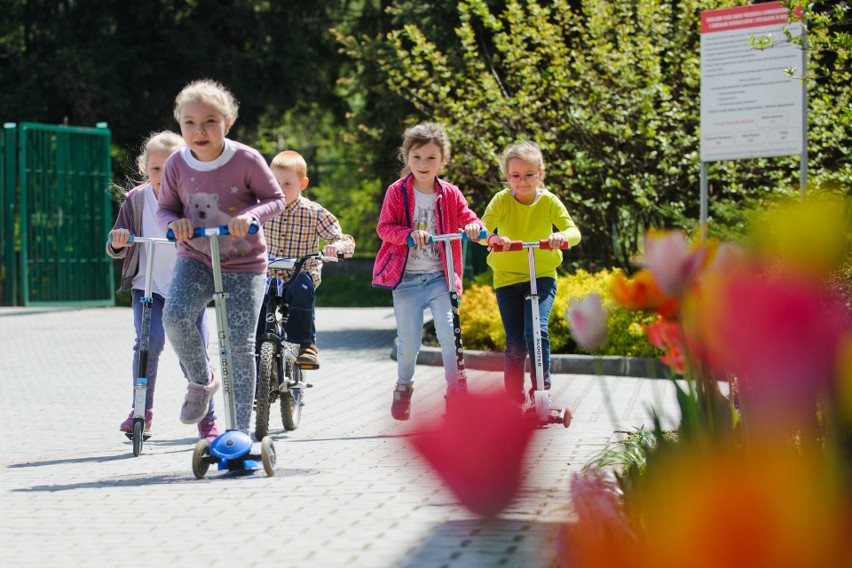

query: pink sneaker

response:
[197,419,220,442]
[180,375,220,424]
[119,409,153,434]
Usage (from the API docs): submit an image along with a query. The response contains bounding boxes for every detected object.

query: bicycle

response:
[254,252,339,440]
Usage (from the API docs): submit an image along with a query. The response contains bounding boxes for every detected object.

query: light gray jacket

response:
[106,184,147,293]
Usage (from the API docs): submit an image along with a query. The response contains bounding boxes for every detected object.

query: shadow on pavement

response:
[11,467,322,492]
[402,516,565,568]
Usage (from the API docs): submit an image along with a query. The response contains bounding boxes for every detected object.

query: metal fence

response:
[1,122,114,306]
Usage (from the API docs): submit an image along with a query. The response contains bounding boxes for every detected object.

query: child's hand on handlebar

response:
[110,229,131,248]
[487,233,512,251]
[322,244,340,258]
[409,229,430,247]
[168,219,193,242]
[463,223,484,241]
[228,214,254,238]
[548,232,568,250]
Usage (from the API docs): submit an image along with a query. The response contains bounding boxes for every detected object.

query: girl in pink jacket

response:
[372,122,483,421]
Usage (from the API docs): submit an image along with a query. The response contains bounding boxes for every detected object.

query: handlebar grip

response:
[406,234,424,247]
[490,239,571,251]
[462,228,488,242]
[407,228,487,247]
[538,240,570,250]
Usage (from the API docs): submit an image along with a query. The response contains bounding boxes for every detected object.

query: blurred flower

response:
[566,294,609,351]
[750,194,850,277]
[641,229,710,296]
[556,471,637,568]
[688,266,850,426]
[611,269,679,318]
[408,391,535,517]
[837,334,852,425]
[636,446,850,568]
[644,317,686,374]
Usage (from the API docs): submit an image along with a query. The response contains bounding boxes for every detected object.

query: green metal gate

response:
[1,122,114,306]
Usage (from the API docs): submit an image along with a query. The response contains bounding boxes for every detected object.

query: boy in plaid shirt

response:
[263,150,355,367]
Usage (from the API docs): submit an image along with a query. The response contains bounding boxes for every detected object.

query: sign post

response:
[700,2,806,228]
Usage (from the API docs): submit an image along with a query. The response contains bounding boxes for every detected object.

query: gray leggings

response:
[164,257,265,433]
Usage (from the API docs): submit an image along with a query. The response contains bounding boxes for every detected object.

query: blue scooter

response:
[168,222,276,478]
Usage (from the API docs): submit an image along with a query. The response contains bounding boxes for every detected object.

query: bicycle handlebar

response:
[166,221,260,241]
[489,239,570,251]
[267,251,343,289]
[407,228,487,247]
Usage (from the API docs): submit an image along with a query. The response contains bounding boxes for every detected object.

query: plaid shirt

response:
[264,196,355,286]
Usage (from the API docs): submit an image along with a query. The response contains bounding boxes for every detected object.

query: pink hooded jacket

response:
[372,174,483,293]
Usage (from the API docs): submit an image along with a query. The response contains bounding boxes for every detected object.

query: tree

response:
[339,0,851,269]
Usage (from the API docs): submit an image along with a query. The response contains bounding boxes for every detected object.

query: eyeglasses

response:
[508,173,540,183]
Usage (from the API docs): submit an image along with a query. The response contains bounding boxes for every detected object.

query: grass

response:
[316,273,392,307]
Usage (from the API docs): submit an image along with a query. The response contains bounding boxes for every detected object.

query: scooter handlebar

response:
[167,221,260,241]
[407,228,488,247]
[489,239,570,251]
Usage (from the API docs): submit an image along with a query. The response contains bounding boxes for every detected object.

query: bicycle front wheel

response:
[254,341,277,440]
[281,360,303,431]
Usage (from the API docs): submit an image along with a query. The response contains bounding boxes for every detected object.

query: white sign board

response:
[700,2,804,162]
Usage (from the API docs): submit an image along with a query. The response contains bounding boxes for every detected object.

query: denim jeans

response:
[130,289,211,417]
[392,271,460,390]
[495,277,557,401]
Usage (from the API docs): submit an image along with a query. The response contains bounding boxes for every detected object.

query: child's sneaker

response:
[391,383,414,421]
[180,375,219,424]
[444,380,468,415]
[119,409,153,434]
[197,418,220,442]
[297,343,320,369]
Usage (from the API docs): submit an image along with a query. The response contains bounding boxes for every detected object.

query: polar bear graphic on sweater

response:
[187,192,251,259]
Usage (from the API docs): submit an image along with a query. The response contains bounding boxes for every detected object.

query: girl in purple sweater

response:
[158,80,286,435]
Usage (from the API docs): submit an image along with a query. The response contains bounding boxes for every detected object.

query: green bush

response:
[461,268,661,357]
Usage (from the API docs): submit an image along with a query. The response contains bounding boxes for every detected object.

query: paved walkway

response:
[0,306,679,567]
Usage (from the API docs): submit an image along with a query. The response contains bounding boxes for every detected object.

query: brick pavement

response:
[0,306,679,568]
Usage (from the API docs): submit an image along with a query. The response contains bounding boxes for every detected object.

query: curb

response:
[390,339,671,379]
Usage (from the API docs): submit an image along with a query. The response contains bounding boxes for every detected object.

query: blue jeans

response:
[130,289,211,418]
[392,271,460,390]
[283,272,316,345]
[495,277,557,401]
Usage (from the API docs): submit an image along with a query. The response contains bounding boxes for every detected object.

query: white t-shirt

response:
[405,189,443,274]
[131,185,178,297]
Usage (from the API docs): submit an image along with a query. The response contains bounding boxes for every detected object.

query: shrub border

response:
[390,339,671,379]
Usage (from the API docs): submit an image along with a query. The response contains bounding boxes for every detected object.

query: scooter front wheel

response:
[261,436,276,477]
[192,439,211,479]
[132,420,144,457]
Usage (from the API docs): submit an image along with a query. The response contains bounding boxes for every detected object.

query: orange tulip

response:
[611,269,679,319]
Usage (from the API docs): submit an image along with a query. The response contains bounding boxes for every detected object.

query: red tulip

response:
[409,391,536,517]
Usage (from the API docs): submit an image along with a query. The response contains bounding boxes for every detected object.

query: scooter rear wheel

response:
[192,439,211,479]
[132,420,144,457]
[261,436,276,477]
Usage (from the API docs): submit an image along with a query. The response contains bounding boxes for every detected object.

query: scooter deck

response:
[124,432,153,441]
[523,406,573,429]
